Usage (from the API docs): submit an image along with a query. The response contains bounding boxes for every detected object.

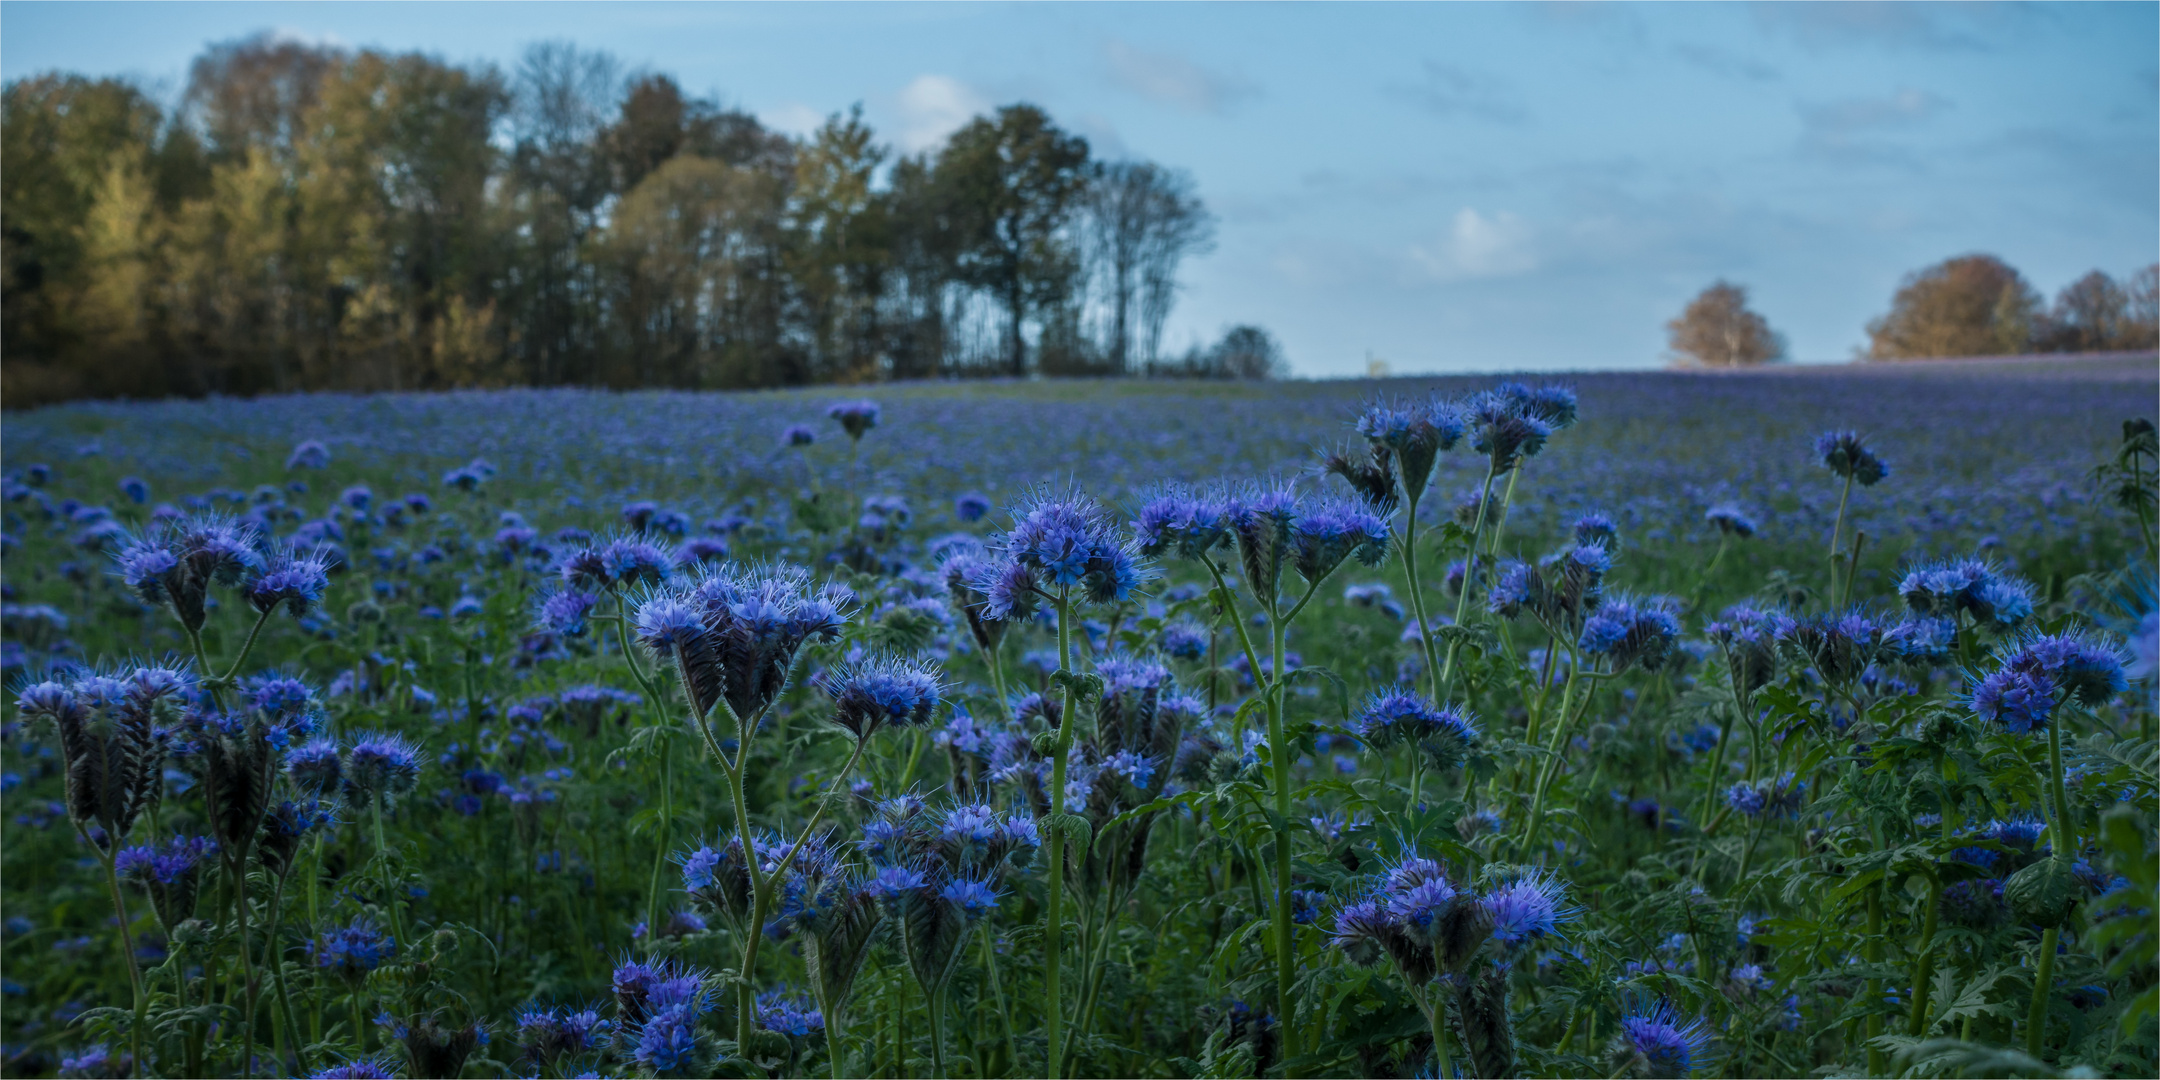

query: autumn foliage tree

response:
[1863,254,2042,360]
[1665,281,1786,367]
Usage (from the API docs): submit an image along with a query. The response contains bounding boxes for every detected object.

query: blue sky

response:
[5,1,2155,376]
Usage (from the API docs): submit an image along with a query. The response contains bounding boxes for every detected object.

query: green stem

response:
[1265,613,1301,1072]
[215,607,277,686]
[100,851,146,1074]
[269,872,309,1076]
[1396,491,1443,701]
[647,749,672,941]
[1044,591,1077,1079]
[371,794,406,950]
[1908,873,1942,1037]
[1438,462,1500,699]
[1827,473,1854,604]
[1866,883,1885,1074]
[928,984,949,1080]
[983,924,1020,1076]
[1426,985,1455,1080]
[2027,926,2058,1060]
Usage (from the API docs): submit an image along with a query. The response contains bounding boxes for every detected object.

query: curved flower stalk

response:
[1815,431,1891,607]
[847,795,1038,1077]
[1328,852,1577,1077]
[633,560,911,1056]
[18,668,190,1069]
[1337,398,1466,699]
[1518,593,1682,856]
[1058,660,1203,1069]
[1136,480,1384,1069]
[969,486,1148,1077]
[1969,630,2128,1057]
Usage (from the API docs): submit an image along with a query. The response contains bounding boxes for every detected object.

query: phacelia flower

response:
[1815,431,1889,486]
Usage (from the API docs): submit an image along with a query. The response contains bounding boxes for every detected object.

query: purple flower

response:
[1815,430,1889,486]
[1613,996,1715,1077]
[822,655,942,739]
[827,400,881,439]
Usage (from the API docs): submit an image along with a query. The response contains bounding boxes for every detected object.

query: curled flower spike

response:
[245,550,331,618]
[1290,496,1390,584]
[821,655,942,740]
[782,424,817,447]
[1609,995,1716,1078]
[1356,398,1463,498]
[1481,869,1578,948]
[313,918,396,984]
[1132,485,1230,560]
[827,400,880,439]
[1467,390,1555,474]
[1574,511,1621,551]
[1351,688,1479,771]
[343,732,423,803]
[1703,503,1755,538]
[1970,630,2127,736]
[983,487,1149,613]
[535,588,599,637]
[1815,431,1889,486]
[1706,604,1795,699]
[1579,595,1683,673]
[1784,609,1887,686]
[286,441,331,470]
[755,990,825,1038]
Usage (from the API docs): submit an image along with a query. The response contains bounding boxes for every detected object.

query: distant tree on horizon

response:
[1863,253,2041,360]
[1665,280,1786,367]
[2032,266,2159,353]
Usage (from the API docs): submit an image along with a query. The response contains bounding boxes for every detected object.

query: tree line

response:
[2,35,1271,408]
[1667,255,2159,367]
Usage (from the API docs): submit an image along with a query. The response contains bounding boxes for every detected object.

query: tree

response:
[2034,269,2158,353]
[1204,324,1286,379]
[1079,160,1214,372]
[938,104,1089,376]
[1864,253,2040,360]
[786,106,890,382]
[2127,265,2160,351]
[184,32,341,163]
[1665,281,1785,367]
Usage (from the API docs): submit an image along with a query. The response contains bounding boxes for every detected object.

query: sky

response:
[4,1,2155,377]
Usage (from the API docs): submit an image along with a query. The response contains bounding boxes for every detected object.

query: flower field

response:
[1,356,2154,1079]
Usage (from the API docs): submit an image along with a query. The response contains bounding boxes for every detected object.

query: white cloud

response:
[1408,209,1539,281]
[894,74,988,153]
[1101,38,1256,114]
[762,102,826,139]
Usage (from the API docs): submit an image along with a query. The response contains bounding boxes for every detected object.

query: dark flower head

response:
[314,918,396,983]
[1815,431,1889,486]
[1356,398,1463,497]
[1579,595,1683,673]
[827,400,881,439]
[1611,996,1715,1078]
[783,424,817,447]
[1132,485,1231,560]
[536,588,599,637]
[1706,604,1794,698]
[1482,869,1577,948]
[246,551,332,618]
[955,492,992,522]
[343,732,423,803]
[1225,480,1300,600]
[287,738,344,799]
[821,655,943,740]
[1352,688,1479,770]
[286,441,331,470]
[1574,512,1620,552]
[1290,496,1390,583]
[1320,441,1399,515]
[1703,504,1755,538]
[1467,390,1554,474]
[1785,609,1888,686]
[995,487,1150,607]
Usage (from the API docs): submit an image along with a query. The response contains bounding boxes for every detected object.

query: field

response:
[1,356,2154,1080]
